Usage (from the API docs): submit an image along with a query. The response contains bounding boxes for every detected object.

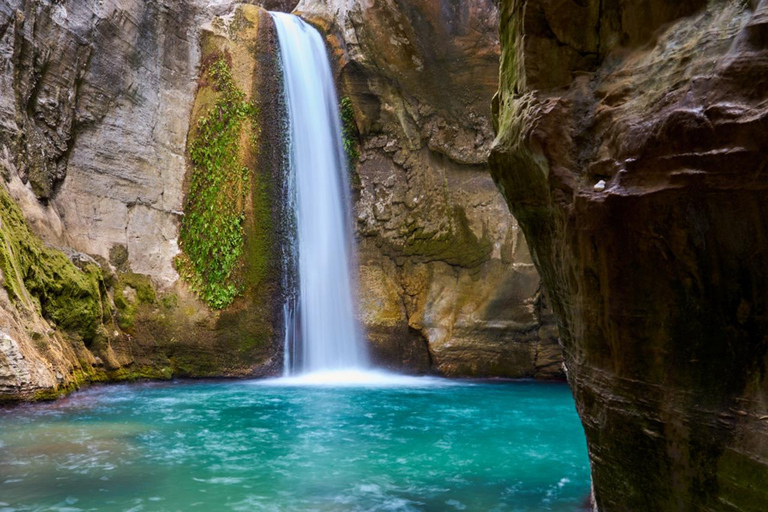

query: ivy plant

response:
[176,54,258,310]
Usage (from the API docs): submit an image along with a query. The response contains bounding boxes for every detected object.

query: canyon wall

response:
[490,0,768,509]
[0,0,564,401]
[298,0,563,377]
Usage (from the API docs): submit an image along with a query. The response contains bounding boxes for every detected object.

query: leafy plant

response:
[177,54,258,310]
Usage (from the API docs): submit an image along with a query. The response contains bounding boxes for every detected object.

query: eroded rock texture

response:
[490,0,768,508]
[299,0,563,377]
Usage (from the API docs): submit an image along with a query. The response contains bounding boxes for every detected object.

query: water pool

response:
[0,377,590,511]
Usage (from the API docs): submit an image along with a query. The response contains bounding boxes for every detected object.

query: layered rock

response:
[298,0,563,377]
[490,0,768,508]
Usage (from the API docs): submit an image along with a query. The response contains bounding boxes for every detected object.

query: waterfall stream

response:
[272,12,368,376]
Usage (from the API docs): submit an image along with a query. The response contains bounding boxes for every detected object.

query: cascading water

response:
[272,12,368,376]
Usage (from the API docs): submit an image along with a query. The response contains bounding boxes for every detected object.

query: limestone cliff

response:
[0,0,564,400]
[0,1,290,400]
[298,0,563,378]
[490,0,768,509]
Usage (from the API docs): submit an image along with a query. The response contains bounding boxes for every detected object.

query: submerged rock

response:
[490,0,768,509]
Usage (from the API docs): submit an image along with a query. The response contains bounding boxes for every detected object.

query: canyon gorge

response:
[490,0,768,509]
[1,0,767,510]
[0,0,560,401]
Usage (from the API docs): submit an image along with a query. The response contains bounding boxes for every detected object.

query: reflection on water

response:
[0,379,590,511]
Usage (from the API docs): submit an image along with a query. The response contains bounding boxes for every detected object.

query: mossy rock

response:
[178,16,277,312]
[397,206,493,268]
[114,272,157,333]
[0,184,104,343]
[172,6,281,376]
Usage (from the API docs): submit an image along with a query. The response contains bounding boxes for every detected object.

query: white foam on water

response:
[253,369,457,388]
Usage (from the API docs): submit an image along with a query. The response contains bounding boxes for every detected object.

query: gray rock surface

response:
[0,0,289,401]
[0,0,296,286]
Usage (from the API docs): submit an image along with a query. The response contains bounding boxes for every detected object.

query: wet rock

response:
[490,0,768,509]
[299,0,563,377]
[0,331,31,394]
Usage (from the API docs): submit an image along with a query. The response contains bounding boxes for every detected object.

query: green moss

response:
[161,293,179,310]
[108,244,129,272]
[107,365,173,382]
[33,387,68,401]
[340,96,361,174]
[716,447,768,510]
[120,273,156,303]
[0,185,104,342]
[169,353,221,377]
[27,364,173,402]
[242,175,271,290]
[399,206,493,268]
[177,54,259,310]
[31,368,92,401]
[113,272,156,333]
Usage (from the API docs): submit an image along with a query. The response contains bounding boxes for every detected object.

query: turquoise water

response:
[0,377,590,511]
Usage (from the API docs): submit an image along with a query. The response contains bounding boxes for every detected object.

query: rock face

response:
[0,0,564,400]
[298,0,563,377]
[490,0,768,509]
[0,1,291,401]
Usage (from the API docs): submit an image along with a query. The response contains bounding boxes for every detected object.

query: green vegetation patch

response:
[0,185,103,342]
[113,272,156,333]
[177,53,258,310]
[242,175,271,292]
[340,96,360,171]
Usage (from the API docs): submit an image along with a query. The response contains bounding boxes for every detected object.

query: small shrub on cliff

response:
[177,54,258,310]
[339,96,360,171]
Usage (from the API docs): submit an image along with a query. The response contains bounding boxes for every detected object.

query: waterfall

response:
[271,12,368,375]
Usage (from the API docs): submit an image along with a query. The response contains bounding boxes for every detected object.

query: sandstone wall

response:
[490,0,768,508]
